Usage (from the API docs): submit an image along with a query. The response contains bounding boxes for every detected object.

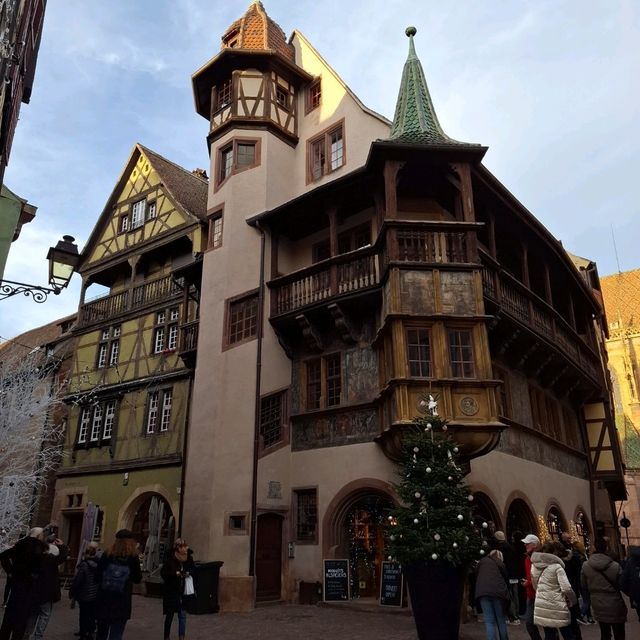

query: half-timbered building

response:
[180,2,625,610]
[52,145,207,568]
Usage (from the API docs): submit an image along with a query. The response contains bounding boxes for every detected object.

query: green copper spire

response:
[389,27,463,145]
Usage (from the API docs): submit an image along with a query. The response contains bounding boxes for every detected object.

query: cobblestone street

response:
[6,593,638,640]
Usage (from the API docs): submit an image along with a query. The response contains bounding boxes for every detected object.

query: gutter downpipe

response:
[249,222,266,580]
[177,374,193,537]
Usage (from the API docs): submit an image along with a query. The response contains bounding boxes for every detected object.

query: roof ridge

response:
[136,143,208,185]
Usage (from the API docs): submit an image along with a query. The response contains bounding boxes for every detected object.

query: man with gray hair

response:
[521,534,542,640]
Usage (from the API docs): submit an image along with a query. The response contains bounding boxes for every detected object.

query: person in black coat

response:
[95,530,142,640]
[70,543,101,640]
[160,539,196,640]
[493,531,520,624]
[621,546,640,622]
[0,528,47,640]
[25,539,68,640]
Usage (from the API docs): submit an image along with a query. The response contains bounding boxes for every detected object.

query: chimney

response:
[192,168,208,181]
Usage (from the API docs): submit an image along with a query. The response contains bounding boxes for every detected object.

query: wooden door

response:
[255,513,282,601]
[64,512,84,575]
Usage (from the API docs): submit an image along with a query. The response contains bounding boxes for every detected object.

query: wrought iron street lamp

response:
[0,235,80,303]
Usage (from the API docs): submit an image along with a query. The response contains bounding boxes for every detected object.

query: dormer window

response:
[307,121,345,183]
[131,199,145,229]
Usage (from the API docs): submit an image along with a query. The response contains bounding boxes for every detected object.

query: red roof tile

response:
[601,269,640,335]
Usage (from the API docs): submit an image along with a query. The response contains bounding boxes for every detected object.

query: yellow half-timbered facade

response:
[52,145,208,570]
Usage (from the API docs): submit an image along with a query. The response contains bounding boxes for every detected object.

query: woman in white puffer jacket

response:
[531,541,576,640]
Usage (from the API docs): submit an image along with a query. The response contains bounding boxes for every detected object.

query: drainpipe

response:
[249,222,266,577]
[177,375,193,538]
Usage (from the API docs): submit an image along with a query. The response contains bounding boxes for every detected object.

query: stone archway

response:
[505,496,537,542]
[323,479,396,600]
[472,491,503,537]
[546,504,568,541]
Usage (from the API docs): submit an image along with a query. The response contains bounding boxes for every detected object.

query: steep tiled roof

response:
[221,1,294,62]
[139,145,208,221]
[601,269,640,334]
[388,27,478,148]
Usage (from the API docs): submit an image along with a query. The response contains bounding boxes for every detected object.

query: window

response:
[146,201,156,220]
[229,515,246,531]
[305,354,342,410]
[96,325,120,368]
[406,328,431,377]
[215,78,232,110]
[153,307,180,354]
[448,329,475,378]
[338,223,371,254]
[131,199,145,229]
[120,215,129,233]
[307,122,345,182]
[260,391,288,450]
[275,84,290,110]
[208,211,223,249]
[306,79,321,113]
[225,292,259,347]
[295,489,318,542]
[146,388,172,434]
[77,401,117,445]
[216,139,259,186]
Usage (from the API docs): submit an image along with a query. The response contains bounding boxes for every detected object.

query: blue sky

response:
[1,0,639,343]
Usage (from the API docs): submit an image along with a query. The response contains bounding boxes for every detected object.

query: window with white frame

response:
[103,401,116,440]
[97,325,120,368]
[131,199,146,229]
[153,307,180,354]
[146,388,173,434]
[77,407,91,444]
[78,400,117,445]
[90,404,104,442]
[146,201,156,220]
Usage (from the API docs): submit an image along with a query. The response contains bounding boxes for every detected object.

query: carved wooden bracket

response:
[328,303,358,344]
[296,314,323,352]
[498,329,521,356]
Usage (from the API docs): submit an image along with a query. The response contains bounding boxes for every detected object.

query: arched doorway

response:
[256,513,283,602]
[546,506,567,541]
[472,492,502,539]
[343,495,394,599]
[506,498,536,543]
[131,494,173,568]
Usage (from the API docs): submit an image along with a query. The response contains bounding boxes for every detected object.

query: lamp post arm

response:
[0,280,61,303]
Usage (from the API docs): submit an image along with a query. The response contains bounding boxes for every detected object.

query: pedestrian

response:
[160,539,196,640]
[559,534,584,639]
[0,528,47,640]
[475,549,510,640]
[521,534,543,640]
[531,541,575,640]
[493,531,521,625]
[95,529,142,640]
[24,535,68,640]
[620,545,640,623]
[70,542,100,640]
[581,537,626,640]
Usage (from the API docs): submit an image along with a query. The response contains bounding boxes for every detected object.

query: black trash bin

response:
[187,561,223,614]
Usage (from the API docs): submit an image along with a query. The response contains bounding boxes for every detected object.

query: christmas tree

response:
[387,402,484,566]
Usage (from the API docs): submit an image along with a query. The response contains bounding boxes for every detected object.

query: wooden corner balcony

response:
[78,274,183,327]
[481,261,602,385]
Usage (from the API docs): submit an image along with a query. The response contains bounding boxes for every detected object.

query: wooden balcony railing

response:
[481,263,601,382]
[270,247,379,316]
[179,320,199,353]
[79,274,183,326]
[395,228,469,263]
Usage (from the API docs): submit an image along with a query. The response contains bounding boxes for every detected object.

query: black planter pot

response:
[404,561,464,640]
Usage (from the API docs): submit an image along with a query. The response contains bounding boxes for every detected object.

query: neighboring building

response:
[0,0,46,277]
[0,184,36,277]
[182,3,624,610]
[51,144,208,571]
[0,313,75,549]
[601,268,640,547]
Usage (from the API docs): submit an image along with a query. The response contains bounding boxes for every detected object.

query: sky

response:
[1,0,639,343]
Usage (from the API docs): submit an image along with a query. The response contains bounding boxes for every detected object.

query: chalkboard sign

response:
[323,559,350,601]
[379,561,403,607]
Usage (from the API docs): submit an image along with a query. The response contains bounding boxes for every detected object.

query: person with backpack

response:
[475,549,511,640]
[160,539,196,640]
[581,537,626,640]
[620,546,640,622]
[95,529,142,640]
[70,542,100,640]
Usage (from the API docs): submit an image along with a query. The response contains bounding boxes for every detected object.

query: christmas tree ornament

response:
[431,553,438,560]
[413,518,419,524]
[434,533,441,541]
[389,535,396,541]
[426,423,432,430]
[452,542,458,548]
[413,447,419,453]
[442,425,448,431]
[444,498,449,503]
[482,522,488,529]
[388,555,393,561]
[426,467,432,473]
[448,476,453,481]
[388,515,393,521]
[414,492,421,498]
[479,550,485,555]
[468,495,474,501]
[453,447,459,453]
[457,514,464,521]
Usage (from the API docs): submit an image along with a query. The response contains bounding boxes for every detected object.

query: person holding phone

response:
[161,539,196,640]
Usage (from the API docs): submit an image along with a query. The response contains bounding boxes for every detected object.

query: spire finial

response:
[405,26,417,37]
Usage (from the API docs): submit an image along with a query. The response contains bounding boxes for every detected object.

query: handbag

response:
[183,574,195,596]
